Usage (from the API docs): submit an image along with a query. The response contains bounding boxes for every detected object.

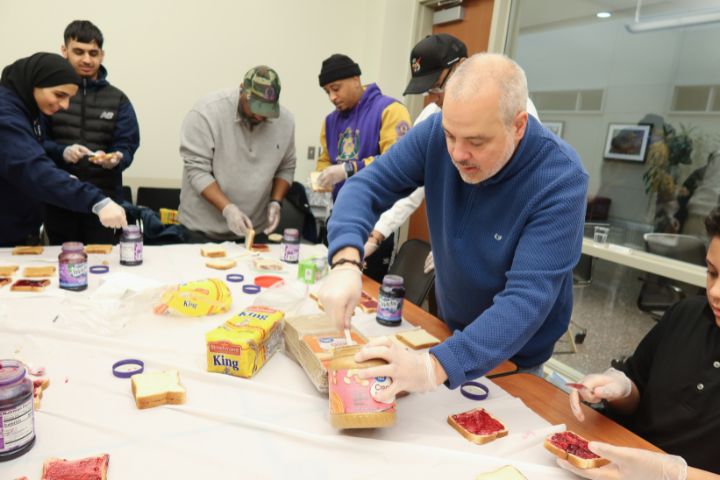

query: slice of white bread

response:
[201,245,227,258]
[41,453,109,480]
[544,431,610,469]
[23,266,56,277]
[448,408,508,445]
[85,244,113,254]
[475,465,528,480]
[0,265,20,276]
[205,259,237,270]
[397,328,440,349]
[131,370,186,409]
[12,246,43,255]
[244,228,256,251]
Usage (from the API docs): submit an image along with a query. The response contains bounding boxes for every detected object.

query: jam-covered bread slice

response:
[544,431,610,469]
[448,407,508,445]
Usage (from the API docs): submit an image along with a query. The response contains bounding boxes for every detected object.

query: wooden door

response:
[407,0,495,243]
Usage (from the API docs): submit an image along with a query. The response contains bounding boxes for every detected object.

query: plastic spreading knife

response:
[565,382,589,391]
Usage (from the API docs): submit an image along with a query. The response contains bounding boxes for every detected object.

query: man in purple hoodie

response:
[314,53,411,281]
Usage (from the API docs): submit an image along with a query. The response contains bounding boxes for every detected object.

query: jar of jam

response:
[120,225,143,266]
[0,360,35,461]
[376,275,405,326]
[58,242,88,291]
[281,228,300,263]
[328,345,395,429]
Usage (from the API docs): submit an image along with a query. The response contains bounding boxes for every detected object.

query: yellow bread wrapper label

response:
[206,306,285,378]
[154,278,232,317]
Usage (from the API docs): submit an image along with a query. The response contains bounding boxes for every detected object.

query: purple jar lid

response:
[61,241,84,252]
[0,359,26,386]
[382,274,404,287]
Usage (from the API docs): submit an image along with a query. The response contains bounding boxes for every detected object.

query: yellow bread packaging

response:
[154,278,231,317]
[206,306,285,378]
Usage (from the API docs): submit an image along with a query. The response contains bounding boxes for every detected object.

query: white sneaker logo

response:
[494,233,503,241]
[100,111,114,120]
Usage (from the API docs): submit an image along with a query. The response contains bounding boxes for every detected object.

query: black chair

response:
[136,187,181,212]
[272,182,318,242]
[637,233,706,319]
[121,185,133,204]
[387,239,435,307]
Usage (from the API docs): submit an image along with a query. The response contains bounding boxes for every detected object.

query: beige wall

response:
[0,0,418,190]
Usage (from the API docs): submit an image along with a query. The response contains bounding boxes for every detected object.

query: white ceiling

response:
[517,0,720,32]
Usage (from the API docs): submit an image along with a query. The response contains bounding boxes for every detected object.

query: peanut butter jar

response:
[328,345,396,429]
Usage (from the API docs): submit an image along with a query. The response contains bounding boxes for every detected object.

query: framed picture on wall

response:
[543,121,564,138]
[603,123,651,162]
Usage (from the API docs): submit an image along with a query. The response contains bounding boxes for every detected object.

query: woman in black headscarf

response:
[0,52,127,246]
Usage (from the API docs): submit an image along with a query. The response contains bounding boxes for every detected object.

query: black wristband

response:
[343,161,354,178]
[331,258,365,271]
[269,199,282,207]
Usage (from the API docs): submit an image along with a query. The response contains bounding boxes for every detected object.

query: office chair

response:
[272,182,318,242]
[136,187,181,212]
[637,233,706,319]
[387,239,435,308]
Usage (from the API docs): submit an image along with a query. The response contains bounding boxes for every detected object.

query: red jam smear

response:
[452,409,504,435]
[13,279,49,287]
[43,455,108,480]
[549,432,599,459]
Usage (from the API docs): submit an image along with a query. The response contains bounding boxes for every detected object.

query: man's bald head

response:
[445,53,528,126]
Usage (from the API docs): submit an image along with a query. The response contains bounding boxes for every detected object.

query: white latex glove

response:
[97,200,128,229]
[93,151,123,169]
[363,239,380,258]
[423,251,434,274]
[570,367,633,421]
[63,144,93,164]
[318,265,362,330]
[222,203,253,236]
[263,201,281,234]
[316,164,347,190]
[354,336,437,403]
[557,442,688,480]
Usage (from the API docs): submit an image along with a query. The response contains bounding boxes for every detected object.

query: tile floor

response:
[550,258,661,377]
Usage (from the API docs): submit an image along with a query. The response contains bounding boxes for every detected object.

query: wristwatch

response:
[343,161,355,178]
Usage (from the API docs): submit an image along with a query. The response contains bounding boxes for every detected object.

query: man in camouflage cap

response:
[178,65,296,242]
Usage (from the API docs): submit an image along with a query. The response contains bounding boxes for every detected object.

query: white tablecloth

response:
[0,244,575,479]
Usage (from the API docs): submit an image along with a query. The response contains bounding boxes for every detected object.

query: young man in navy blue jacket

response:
[319,53,588,400]
[43,20,140,244]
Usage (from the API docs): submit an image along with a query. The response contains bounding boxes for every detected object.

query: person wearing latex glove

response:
[316,164,347,191]
[178,65,296,243]
[43,20,140,245]
[94,199,128,229]
[321,54,588,402]
[569,367,634,421]
[318,262,362,330]
[564,207,720,473]
[263,200,281,235]
[557,442,720,480]
[315,53,410,282]
[362,230,384,258]
[222,203,253,237]
[354,337,440,402]
[63,143,93,163]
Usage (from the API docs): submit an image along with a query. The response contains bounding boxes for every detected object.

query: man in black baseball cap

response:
[404,33,467,96]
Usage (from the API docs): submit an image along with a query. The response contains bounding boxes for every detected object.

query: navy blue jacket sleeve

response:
[111,99,140,171]
[0,114,106,213]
